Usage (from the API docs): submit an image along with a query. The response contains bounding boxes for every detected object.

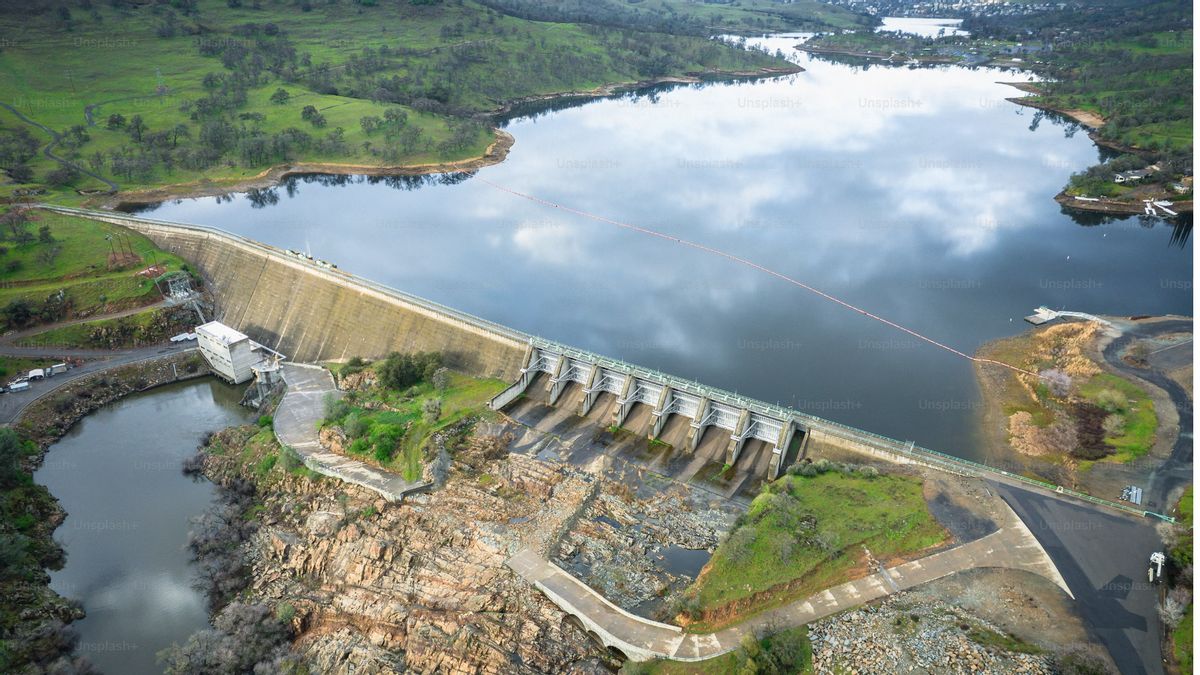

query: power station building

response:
[196,321,272,384]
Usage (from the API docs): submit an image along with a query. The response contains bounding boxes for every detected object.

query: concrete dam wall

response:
[43,206,528,380]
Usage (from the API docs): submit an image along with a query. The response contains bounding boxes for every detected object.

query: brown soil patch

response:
[107,251,141,268]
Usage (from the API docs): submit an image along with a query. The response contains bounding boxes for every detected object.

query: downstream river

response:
[35,379,252,674]
[138,35,1192,461]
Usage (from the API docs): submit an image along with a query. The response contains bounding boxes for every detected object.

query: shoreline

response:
[95,65,801,209]
[1054,191,1194,215]
[4,351,215,670]
[972,316,1189,499]
[102,129,516,209]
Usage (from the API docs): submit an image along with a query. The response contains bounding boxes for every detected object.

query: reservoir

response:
[137,35,1192,462]
[34,379,253,675]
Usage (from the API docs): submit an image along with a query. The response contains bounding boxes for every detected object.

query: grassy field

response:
[680,464,945,628]
[16,306,194,349]
[325,363,505,482]
[0,356,52,381]
[0,0,791,200]
[0,208,186,331]
[1077,373,1157,463]
[479,0,869,35]
[1170,487,1193,673]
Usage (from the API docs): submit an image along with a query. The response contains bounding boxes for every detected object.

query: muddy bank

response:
[1053,191,1193,216]
[1000,82,1105,129]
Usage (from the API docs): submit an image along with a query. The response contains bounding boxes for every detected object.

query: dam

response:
[38,206,1171,516]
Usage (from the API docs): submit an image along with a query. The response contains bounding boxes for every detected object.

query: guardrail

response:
[41,205,1175,523]
[38,205,531,347]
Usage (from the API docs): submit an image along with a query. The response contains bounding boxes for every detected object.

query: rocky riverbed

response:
[809,595,1055,674]
[553,468,740,620]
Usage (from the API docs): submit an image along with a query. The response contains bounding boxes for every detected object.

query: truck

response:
[48,363,68,376]
[27,369,44,381]
[8,380,30,392]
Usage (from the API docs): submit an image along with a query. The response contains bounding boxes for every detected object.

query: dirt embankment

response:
[1000,82,1106,129]
[17,351,211,449]
[1053,192,1194,216]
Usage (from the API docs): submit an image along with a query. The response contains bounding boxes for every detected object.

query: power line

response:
[476,176,1043,380]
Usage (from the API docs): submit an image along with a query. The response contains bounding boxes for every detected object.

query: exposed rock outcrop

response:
[200,422,613,674]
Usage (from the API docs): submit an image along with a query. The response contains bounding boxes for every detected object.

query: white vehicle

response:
[7,380,30,392]
[27,369,45,381]
[49,363,68,375]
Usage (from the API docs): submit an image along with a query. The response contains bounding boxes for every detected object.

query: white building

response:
[196,321,271,384]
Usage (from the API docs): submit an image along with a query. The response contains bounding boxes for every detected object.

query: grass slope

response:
[0,208,186,330]
[682,465,945,627]
[0,0,790,199]
[326,366,505,482]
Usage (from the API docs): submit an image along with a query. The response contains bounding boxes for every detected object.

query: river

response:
[134,34,1192,462]
[34,378,253,675]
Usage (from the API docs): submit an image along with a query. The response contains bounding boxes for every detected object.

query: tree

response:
[45,166,80,187]
[1,299,33,328]
[269,88,290,104]
[37,225,53,244]
[0,428,27,489]
[300,105,319,122]
[359,115,382,135]
[377,352,442,391]
[128,114,147,142]
[8,163,32,183]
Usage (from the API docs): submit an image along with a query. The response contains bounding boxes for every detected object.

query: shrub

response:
[431,367,450,390]
[257,415,273,428]
[347,438,369,455]
[1101,414,1126,436]
[343,412,369,439]
[159,602,298,674]
[422,398,441,424]
[323,393,350,422]
[1094,388,1127,412]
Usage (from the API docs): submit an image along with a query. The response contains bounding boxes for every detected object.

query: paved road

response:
[996,481,1165,675]
[275,363,426,501]
[0,342,196,425]
[509,501,1070,662]
[1102,319,1193,513]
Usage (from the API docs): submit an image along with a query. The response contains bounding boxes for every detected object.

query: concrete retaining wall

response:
[49,208,528,380]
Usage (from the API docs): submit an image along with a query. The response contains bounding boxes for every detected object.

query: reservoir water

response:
[34,379,253,675]
[877,17,969,38]
[136,35,1192,462]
